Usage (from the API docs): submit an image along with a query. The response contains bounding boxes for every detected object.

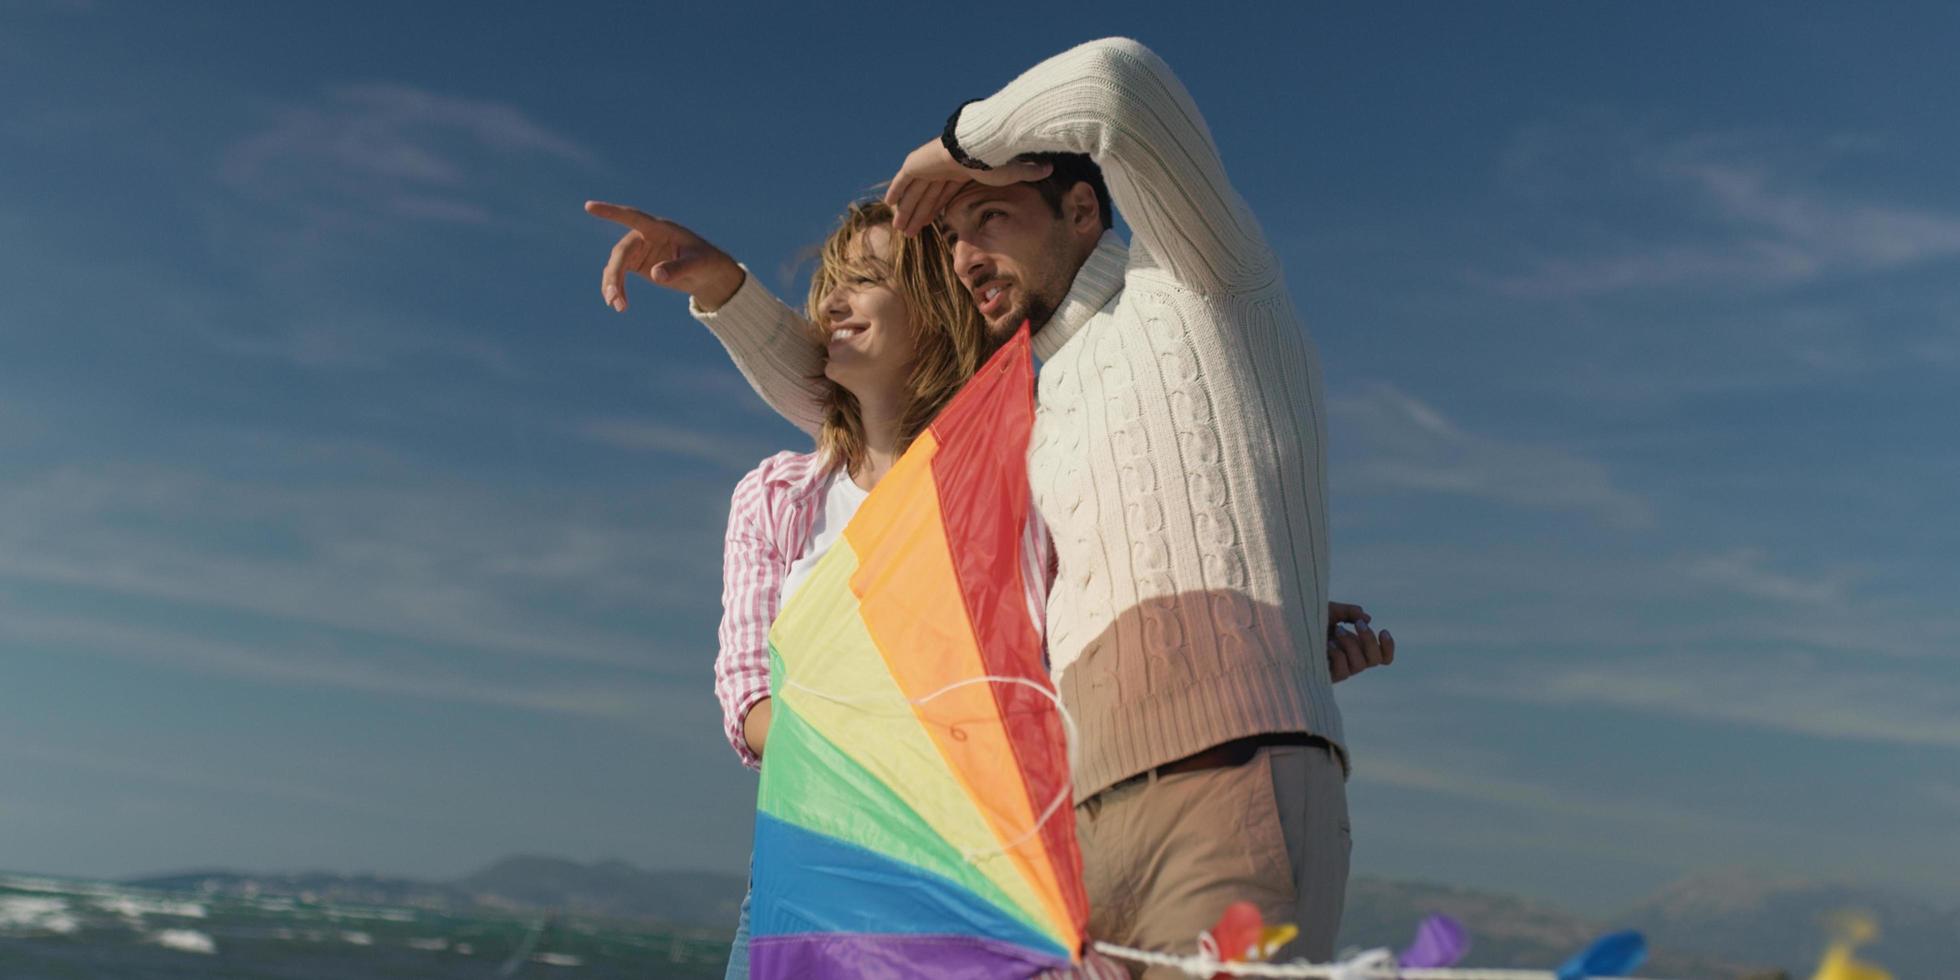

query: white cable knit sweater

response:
[695,37,1341,799]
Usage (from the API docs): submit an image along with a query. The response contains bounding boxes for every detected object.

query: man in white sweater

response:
[587,37,1394,972]
[884,38,1359,969]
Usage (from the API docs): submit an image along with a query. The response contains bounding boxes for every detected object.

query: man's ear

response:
[1064,181,1101,236]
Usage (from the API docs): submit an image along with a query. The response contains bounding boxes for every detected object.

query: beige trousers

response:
[1075,743,1350,979]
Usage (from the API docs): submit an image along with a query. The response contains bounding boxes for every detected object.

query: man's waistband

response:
[1092,732,1330,800]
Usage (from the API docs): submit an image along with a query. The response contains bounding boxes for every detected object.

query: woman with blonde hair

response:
[708,199,1004,778]
[585,197,1047,977]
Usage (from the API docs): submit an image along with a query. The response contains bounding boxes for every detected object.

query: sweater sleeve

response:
[691,267,827,438]
[951,37,1274,295]
[714,462,785,770]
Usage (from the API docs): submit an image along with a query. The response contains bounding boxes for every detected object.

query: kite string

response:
[1087,943,1684,980]
[778,671,1079,864]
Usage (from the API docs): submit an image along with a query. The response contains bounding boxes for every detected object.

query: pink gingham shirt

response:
[715,449,1053,770]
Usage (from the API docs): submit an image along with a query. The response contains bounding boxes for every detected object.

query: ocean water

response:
[0,874,729,979]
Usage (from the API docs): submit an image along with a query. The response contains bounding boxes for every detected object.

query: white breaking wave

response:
[0,895,82,934]
[94,895,209,920]
[341,930,375,946]
[149,929,218,954]
[533,952,583,967]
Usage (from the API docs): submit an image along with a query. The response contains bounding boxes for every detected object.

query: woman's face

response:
[819,224,920,398]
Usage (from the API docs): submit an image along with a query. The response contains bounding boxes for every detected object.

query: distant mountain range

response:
[1616,870,1956,979]
[127,859,1951,977]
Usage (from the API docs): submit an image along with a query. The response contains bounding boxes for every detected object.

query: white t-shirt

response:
[777,467,870,611]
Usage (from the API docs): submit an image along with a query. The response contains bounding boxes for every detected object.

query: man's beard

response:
[1021,292,1058,334]
[982,224,1077,340]
[1016,223,1080,336]
[987,292,1066,354]
[978,296,1041,360]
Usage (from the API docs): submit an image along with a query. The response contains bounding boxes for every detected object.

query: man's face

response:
[938,183,1086,339]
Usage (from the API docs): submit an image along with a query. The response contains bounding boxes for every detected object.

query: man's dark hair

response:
[1021,153,1114,231]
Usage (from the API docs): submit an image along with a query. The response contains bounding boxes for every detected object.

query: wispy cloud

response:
[1343,741,1858,889]
[1330,381,1651,527]
[1465,655,1960,749]
[0,461,724,673]
[1666,145,1960,271]
[221,83,595,226]
[1334,532,1953,677]
[1357,750,1731,834]
[572,417,778,471]
[1489,123,1960,298]
[2,602,662,724]
[0,735,430,822]
[204,311,523,376]
[1674,548,1954,663]
[1685,548,1855,605]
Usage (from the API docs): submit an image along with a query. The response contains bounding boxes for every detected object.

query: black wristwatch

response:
[941,99,993,172]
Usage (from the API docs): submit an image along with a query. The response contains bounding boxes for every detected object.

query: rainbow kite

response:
[750,327,1089,978]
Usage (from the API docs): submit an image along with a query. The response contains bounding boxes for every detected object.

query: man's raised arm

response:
[889,37,1274,295]
[586,201,825,436]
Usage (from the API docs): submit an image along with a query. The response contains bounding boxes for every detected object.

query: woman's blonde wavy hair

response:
[804,199,988,477]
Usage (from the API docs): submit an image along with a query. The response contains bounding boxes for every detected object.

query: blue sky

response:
[3,1,1957,916]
